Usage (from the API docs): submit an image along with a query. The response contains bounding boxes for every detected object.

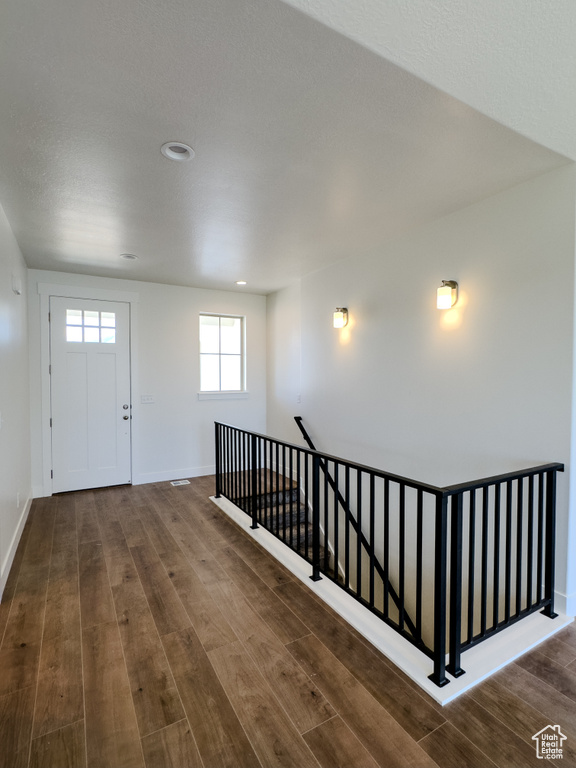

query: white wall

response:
[267,165,576,613]
[28,271,267,493]
[0,204,31,598]
[266,281,303,445]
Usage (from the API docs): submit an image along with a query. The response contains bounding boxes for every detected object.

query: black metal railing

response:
[214,421,563,687]
[293,416,420,640]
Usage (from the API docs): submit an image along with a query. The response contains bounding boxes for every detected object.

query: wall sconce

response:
[333,308,348,328]
[437,280,458,309]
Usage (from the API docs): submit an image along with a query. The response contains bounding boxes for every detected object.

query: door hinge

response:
[48,312,51,322]
[50,418,52,428]
[50,470,53,479]
[49,364,51,375]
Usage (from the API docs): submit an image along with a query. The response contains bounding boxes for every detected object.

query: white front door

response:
[50,296,132,492]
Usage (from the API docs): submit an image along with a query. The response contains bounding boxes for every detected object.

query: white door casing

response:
[50,296,132,492]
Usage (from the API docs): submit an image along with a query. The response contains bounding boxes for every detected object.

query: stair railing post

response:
[311,453,322,582]
[447,492,465,678]
[250,433,259,529]
[542,469,558,618]
[215,422,222,498]
[429,493,449,687]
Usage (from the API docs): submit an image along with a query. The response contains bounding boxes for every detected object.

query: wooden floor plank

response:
[286,633,438,768]
[0,642,41,699]
[120,515,150,549]
[419,722,495,768]
[75,491,100,545]
[78,541,115,629]
[29,720,86,768]
[82,621,145,768]
[217,546,309,644]
[216,579,335,734]
[162,627,260,768]
[535,635,576,667]
[1,502,56,646]
[554,622,576,649]
[177,597,238,652]
[142,491,231,587]
[32,637,84,741]
[92,489,129,555]
[303,716,380,768]
[133,504,238,651]
[208,639,320,768]
[131,502,187,566]
[109,541,185,737]
[515,650,576,703]
[226,531,295,589]
[275,579,445,741]
[0,501,56,698]
[140,719,203,768]
[33,498,83,739]
[0,510,33,645]
[494,663,576,737]
[163,550,214,605]
[130,543,191,636]
[469,675,576,762]
[0,686,35,768]
[444,694,540,767]
[154,483,231,550]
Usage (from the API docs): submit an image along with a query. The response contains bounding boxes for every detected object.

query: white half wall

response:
[28,271,267,494]
[0,203,31,598]
[266,165,576,612]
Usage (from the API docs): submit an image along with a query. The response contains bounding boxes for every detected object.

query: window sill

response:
[198,391,249,401]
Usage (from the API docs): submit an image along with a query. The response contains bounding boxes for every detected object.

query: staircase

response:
[237,469,337,578]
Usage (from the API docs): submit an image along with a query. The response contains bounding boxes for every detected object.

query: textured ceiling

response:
[282,0,576,161]
[0,0,568,294]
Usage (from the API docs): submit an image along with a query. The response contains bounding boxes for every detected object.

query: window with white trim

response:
[199,314,245,392]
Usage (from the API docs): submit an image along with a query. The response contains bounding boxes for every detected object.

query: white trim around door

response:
[37,282,140,497]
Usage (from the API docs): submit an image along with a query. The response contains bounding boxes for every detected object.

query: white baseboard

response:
[211,494,573,705]
[0,496,32,601]
[554,589,576,617]
[132,465,215,485]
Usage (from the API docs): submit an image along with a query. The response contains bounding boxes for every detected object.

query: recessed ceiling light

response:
[161,141,195,161]
[120,253,138,260]
[235,281,247,285]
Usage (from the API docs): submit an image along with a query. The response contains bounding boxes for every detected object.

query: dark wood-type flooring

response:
[1,476,576,768]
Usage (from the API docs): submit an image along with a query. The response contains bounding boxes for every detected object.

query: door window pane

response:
[66,325,83,342]
[66,310,117,344]
[84,311,100,326]
[66,309,82,325]
[101,312,116,327]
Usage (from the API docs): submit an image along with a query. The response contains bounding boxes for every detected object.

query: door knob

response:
[123,404,129,410]
[123,415,129,420]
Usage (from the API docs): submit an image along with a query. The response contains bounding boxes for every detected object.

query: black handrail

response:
[294,416,420,642]
[214,421,563,687]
